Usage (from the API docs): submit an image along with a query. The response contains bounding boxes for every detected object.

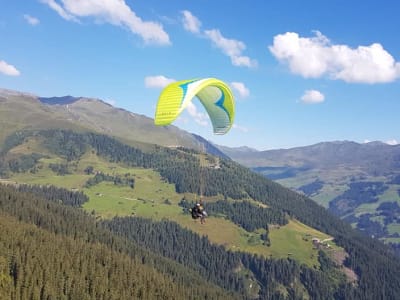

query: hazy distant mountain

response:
[223,140,400,173]
[219,141,400,245]
[191,134,230,159]
[38,95,81,105]
[216,145,259,158]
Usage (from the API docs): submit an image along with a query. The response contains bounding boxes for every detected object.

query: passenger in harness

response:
[190,203,207,224]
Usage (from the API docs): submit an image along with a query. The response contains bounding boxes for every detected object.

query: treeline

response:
[0,153,43,174]
[49,162,70,175]
[298,180,324,196]
[0,215,182,300]
[334,230,400,300]
[103,217,247,294]
[102,216,346,299]
[377,201,400,225]
[206,200,288,231]
[179,199,287,232]
[85,172,135,189]
[15,183,88,207]
[0,184,239,300]
[0,130,32,155]
[342,201,400,242]
[0,131,45,175]
[329,181,388,217]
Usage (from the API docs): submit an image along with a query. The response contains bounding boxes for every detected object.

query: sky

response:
[1,0,400,150]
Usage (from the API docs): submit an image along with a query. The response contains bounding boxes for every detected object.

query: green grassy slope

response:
[2,135,338,269]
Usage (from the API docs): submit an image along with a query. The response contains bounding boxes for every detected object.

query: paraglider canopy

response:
[154,78,235,135]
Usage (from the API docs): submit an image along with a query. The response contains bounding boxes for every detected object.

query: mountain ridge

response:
[38,95,82,105]
[220,140,400,170]
[218,140,400,248]
[0,87,228,157]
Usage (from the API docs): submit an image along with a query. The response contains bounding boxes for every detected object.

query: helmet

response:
[196,203,200,206]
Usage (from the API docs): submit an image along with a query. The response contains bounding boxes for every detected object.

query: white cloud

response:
[205,29,257,68]
[230,82,250,98]
[180,10,256,68]
[144,75,175,88]
[41,0,170,45]
[181,10,201,33]
[24,14,40,25]
[40,0,78,21]
[269,31,400,83]
[300,89,325,104]
[0,60,20,76]
[186,102,208,126]
[233,123,249,133]
[386,139,398,145]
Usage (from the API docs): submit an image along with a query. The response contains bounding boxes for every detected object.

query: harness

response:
[191,206,203,219]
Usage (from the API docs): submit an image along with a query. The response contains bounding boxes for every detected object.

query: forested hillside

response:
[221,141,400,248]
[0,184,239,299]
[1,129,400,299]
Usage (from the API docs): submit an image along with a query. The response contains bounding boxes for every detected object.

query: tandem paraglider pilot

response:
[154,78,234,225]
[190,203,208,224]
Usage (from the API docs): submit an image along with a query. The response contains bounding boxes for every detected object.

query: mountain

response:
[0,88,221,155]
[38,95,81,105]
[217,145,259,158]
[221,140,400,169]
[219,141,400,247]
[2,88,400,298]
[2,128,400,299]
[191,133,230,159]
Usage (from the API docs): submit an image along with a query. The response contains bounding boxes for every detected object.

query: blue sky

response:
[1,0,399,150]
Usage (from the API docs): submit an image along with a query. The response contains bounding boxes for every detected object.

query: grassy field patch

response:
[268,219,332,266]
[387,223,400,235]
[11,167,90,189]
[384,237,400,244]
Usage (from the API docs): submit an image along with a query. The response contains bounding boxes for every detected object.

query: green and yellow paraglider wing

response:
[154,78,235,135]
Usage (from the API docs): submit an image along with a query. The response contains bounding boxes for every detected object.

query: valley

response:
[221,142,400,247]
